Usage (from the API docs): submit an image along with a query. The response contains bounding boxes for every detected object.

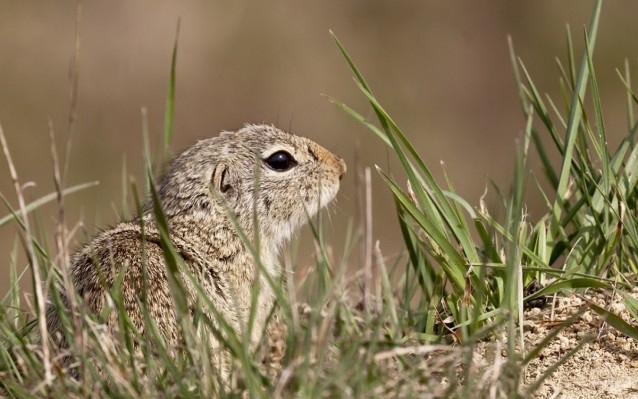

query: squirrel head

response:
[152,124,346,249]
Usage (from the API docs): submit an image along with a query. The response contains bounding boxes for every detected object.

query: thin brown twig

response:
[61,0,85,383]
[373,240,392,318]
[273,358,303,399]
[65,219,84,250]
[62,0,82,183]
[353,141,365,278]
[49,120,70,272]
[49,120,84,377]
[0,122,52,384]
[364,167,373,315]
[373,344,446,361]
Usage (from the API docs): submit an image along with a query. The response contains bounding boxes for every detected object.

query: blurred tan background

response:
[2,1,638,296]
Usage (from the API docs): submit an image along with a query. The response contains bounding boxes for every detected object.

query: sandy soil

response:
[522,289,638,399]
[263,288,638,398]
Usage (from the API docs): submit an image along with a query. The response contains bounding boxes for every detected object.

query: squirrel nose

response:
[338,158,347,181]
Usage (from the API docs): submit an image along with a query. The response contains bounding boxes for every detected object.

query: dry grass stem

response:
[63,0,82,181]
[373,344,444,361]
[0,122,52,384]
[364,166,373,316]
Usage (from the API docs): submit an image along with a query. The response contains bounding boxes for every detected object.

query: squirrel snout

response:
[338,158,347,181]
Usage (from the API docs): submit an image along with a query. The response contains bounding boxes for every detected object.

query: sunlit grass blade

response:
[524,278,612,302]
[550,0,602,232]
[146,169,190,327]
[0,181,99,228]
[163,19,179,163]
[331,32,481,276]
[377,167,465,291]
[588,302,638,340]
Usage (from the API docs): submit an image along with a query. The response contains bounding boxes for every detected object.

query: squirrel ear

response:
[211,164,233,194]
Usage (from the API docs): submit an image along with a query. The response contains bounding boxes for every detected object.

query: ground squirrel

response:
[45,124,346,381]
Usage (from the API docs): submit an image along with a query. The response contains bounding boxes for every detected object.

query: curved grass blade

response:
[524,278,611,302]
[0,181,99,227]
[588,302,638,341]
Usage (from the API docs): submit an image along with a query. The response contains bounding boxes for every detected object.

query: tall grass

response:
[330,0,637,395]
[1,0,637,398]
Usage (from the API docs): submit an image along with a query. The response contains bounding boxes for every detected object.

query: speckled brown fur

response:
[45,124,346,382]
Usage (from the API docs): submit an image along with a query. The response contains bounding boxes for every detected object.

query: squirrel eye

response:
[265,150,297,171]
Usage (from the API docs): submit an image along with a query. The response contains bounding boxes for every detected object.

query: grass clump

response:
[1,0,637,398]
[330,0,637,395]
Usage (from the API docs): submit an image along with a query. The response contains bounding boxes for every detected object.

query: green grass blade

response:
[524,278,611,302]
[0,181,98,227]
[551,0,602,233]
[617,290,638,321]
[588,302,638,340]
[163,19,179,163]
[377,167,466,291]
[353,79,481,265]
[146,169,189,320]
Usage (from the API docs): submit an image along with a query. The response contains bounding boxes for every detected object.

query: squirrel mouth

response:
[318,181,340,209]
